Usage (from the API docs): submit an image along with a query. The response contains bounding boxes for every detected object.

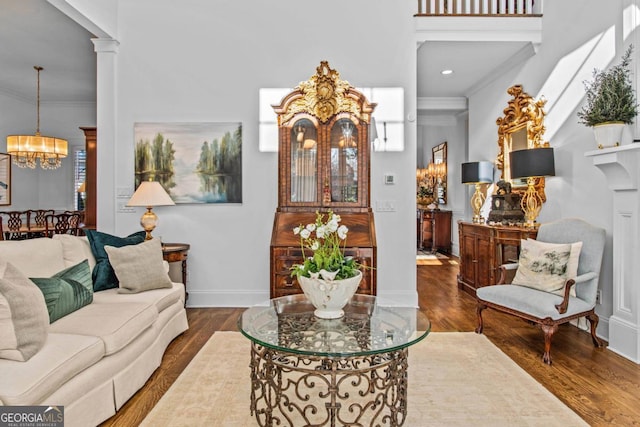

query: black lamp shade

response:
[461,161,493,184]
[510,147,555,179]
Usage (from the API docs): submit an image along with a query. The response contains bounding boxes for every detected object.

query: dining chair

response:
[26,209,55,238]
[44,213,81,237]
[1,211,27,240]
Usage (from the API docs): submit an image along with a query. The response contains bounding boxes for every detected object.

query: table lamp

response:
[126,180,175,240]
[509,147,555,228]
[462,161,494,224]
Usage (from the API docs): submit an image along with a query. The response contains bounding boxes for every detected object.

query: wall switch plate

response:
[384,173,396,185]
[117,201,135,213]
[596,289,602,304]
[375,200,397,212]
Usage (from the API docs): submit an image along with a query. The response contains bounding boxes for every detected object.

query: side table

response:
[161,243,190,306]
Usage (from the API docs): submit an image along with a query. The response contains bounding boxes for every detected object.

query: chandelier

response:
[6,66,68,170]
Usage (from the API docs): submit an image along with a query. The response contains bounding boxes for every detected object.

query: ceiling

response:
[0,1,526,110]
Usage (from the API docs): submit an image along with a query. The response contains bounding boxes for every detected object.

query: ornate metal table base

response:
[249,342,409,427]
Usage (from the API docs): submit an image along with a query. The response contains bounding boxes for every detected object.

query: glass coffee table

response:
[238,294,431,427]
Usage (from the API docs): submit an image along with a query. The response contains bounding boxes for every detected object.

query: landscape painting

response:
[134,122,242,204]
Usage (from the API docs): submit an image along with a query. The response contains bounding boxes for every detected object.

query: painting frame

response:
[0,153,11,206]
[134,122,242,204]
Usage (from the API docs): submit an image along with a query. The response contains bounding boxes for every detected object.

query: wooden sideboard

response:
[417,208,452,253]
[457,221,537,295]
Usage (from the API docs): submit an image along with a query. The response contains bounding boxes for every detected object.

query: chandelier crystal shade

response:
[6,66,68,170]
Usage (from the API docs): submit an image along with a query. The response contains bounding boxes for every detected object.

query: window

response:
[74,149,86,211]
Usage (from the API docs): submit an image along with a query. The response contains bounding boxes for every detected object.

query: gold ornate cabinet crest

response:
[275,61,375,125]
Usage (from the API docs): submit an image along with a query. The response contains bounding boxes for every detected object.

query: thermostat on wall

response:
[384,173,396,185]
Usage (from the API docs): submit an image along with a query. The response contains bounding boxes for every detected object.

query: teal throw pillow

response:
[31,259,93,323]
[86,230,147,292]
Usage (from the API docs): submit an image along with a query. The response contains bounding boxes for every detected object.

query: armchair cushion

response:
[477,284,593,320]
[511,239,582,296]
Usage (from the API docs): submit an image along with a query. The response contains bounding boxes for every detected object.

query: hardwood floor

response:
[101,259,640,426]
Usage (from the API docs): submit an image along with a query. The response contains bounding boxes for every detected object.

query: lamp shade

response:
[510,147,555,179]
[461,161,493,184]
[127,181,175,207]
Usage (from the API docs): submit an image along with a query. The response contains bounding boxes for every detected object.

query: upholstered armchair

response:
[476,218,606,364]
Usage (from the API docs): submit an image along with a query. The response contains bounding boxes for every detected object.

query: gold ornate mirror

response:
[432,141,447,204]
[496,85,550,201]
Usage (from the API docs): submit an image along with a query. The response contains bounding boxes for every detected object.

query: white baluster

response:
[482,0,489,14]
[456,0,463,14]
[525,0,533,14]
[508,0,515,14]
[439,0,445,14]
[516,0,523,14]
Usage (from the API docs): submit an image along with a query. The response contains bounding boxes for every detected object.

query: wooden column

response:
[80,127,96,230]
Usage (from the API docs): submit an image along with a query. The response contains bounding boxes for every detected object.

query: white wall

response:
[96,0,420,307]
[0,91,95,211]
[467,0,631,339]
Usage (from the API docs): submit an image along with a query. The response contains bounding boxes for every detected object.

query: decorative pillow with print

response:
[512,239,573,295]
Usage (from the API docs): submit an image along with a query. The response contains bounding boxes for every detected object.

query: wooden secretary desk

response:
[270,61,377,298]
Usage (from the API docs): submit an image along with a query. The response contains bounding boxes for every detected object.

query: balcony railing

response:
[416,0,542,16]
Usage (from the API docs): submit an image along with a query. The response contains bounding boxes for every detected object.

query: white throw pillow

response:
[105,238,172,294]
[512,239,579,296]
[0,261,49,361]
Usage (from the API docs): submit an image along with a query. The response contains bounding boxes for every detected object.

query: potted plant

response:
[578,45,639,148]
[291,210,363,318]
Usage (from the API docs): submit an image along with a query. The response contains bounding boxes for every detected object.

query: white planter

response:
[593,122,625,149]
[298,270,363,319]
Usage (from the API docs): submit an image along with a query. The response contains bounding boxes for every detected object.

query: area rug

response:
[141,332,587,427]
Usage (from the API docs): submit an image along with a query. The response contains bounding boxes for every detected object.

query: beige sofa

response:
[0,235,188,427]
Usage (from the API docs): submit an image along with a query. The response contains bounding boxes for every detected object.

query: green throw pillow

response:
[85,230,147,292]
[31,259,94,323]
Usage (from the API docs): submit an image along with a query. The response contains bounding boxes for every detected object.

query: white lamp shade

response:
[127,181,175,207]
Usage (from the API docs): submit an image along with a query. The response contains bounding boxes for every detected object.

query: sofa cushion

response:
[85,230,146,292]
[48,301,158,356]
[0,238,66,277]
[0,332,104,406]
[93,282,184,313]
[30,260,94,323]
[52,234,97,271]
[105,238,173,294]
[0,261,49,362]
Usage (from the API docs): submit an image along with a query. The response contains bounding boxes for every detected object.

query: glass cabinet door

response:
[290,119,318,203]
[330,118,359,203]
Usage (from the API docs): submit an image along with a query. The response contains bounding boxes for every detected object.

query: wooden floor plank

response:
[101,260,640,426]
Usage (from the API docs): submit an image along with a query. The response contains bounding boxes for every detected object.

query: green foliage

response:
[134,133,176,189]
[578,45,639,127]
[290,211,361,280]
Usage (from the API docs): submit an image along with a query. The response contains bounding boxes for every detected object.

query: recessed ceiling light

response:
[441,69,454,76]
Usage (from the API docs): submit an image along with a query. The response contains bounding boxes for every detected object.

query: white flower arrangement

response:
[290,210,360,281]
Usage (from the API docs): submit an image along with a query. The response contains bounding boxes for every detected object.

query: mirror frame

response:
[432,141,447,204]
[496,85,550,201]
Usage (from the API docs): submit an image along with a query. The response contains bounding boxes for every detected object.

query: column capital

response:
[92,38,120,54]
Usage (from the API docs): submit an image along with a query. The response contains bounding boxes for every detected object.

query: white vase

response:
[593,122,625,149]
[298,270,363,319]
